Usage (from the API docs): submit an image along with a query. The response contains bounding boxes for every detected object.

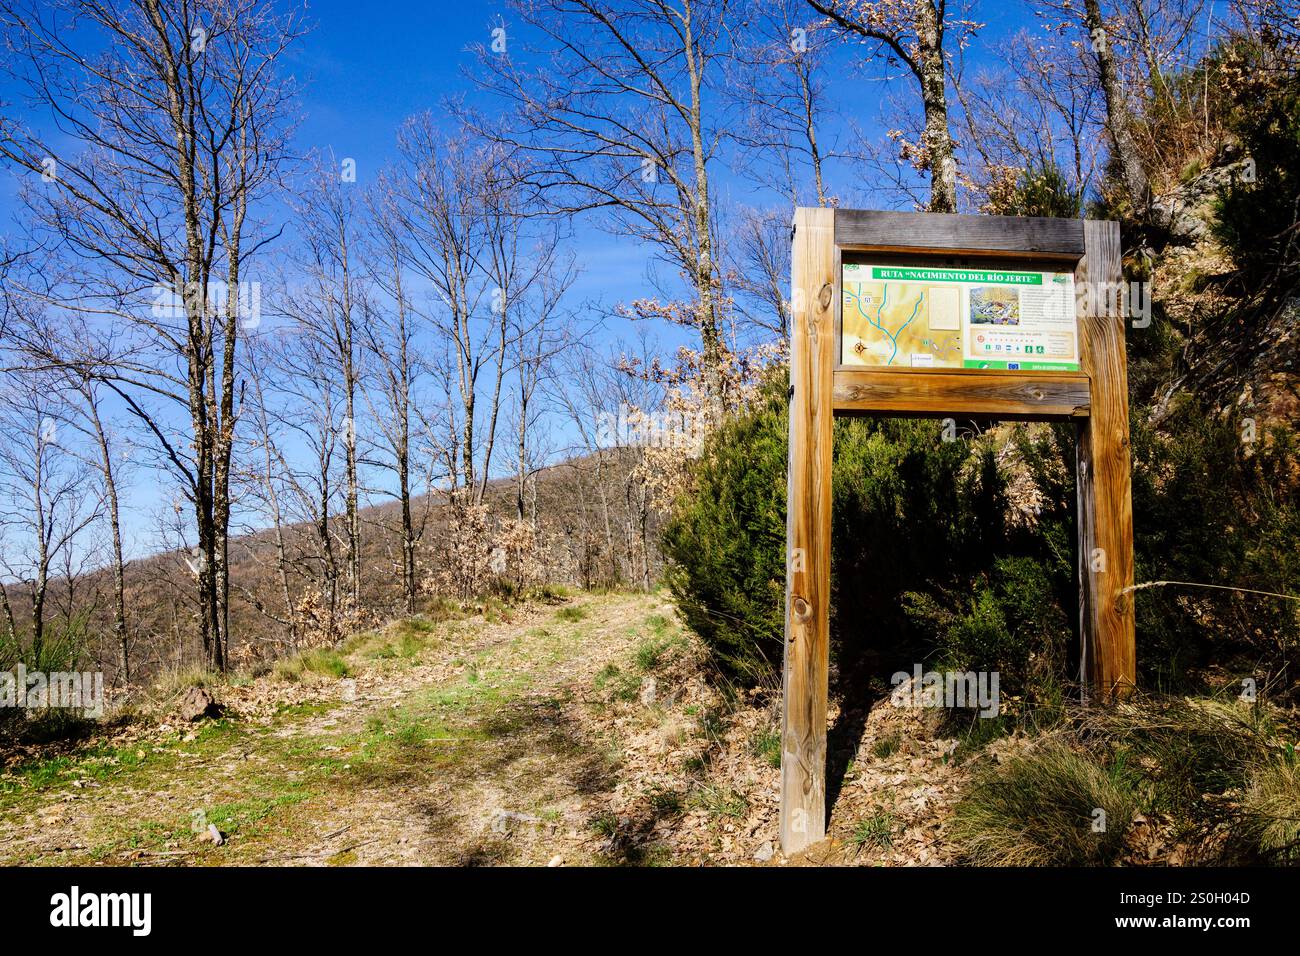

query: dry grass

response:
[951,738,1139,866]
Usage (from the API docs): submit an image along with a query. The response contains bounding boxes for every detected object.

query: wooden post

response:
[780,207,835,854]
[1075,219,1136,699]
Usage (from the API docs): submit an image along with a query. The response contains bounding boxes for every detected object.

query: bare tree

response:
[1082,0,1154,215]
[950,26,1102,207]
[384,118,546,508]
[469,0,735,406]
[262,322,350,643]
[726,207,796,342]
[508,245,579,523]
[58,366,132,682]
[280,156,367,610]
[0,0,301,670]
[234,334,300,647]
[0,374,102,659]
[730,0,840,206]
[361,185,442,614]
[807,0,977,212]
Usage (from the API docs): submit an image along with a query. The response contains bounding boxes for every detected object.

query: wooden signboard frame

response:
[779,207,1136,854]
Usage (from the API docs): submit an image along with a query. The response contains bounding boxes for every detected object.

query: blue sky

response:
[0,0,1050,563]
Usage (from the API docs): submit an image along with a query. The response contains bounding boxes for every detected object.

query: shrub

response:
[0,613,95,744]
[951,739,1139,865]
[987,162,1084,219]
[663,373,1019,683]
[1130,404,1300,691]
[1213,57,1300,311]
[1238,758,1300,864]
[661,376,789,682]
[664,365,1297,704]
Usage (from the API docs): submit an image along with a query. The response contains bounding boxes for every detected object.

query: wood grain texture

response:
[1075,219,1137,699]
[780,207,835,854]
[835,209,1086,258]
[833,369,1090,419]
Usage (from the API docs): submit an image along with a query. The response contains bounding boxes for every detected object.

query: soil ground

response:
[0,591,968,866]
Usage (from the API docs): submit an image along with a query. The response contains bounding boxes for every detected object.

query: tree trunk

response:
[1084,0,1151,215]
[86,396,129,683]
[917,0,957,213]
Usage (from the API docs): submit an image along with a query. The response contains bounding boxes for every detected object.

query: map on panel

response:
[840,264,1080,371]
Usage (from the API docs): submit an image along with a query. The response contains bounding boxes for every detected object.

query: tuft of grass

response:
[646,786,684,816]
[635,639,670,672]
[555,604,587,623]
[692,784,748,819]
[1238,757,1300,864]
[302,649,350,678]
[951,739,1138,866]
[530,583,570,603]
[1083,698,1272,815]
[273,648,349,682]
[153,664,216,697]
[594,663,641,702]
[750,727,782,769]
[850,812,896,850]
[872,734,900,759]
[947,712,1013,764]
[272,657,303,682]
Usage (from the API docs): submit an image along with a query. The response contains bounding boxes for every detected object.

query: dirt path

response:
[0,592,967,866]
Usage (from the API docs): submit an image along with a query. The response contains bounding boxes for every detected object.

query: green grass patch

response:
[555,604,587,623]
[594,664,640,702]
[872,734,900,759]
[635,639,671,672]
[692,784,747,819]
[750,727,782,769]
[850,812,896,850]
[275,648,350,681]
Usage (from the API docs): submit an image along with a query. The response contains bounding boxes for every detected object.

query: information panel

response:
[840,263,1079,371]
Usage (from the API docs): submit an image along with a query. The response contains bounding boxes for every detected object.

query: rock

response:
[753,841,775,863]
[639,677,657,706]
[547,854,564,867]
[177,686,220,722]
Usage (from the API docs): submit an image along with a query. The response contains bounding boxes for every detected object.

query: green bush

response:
[1214,58,1300,312]
[663,373,1071,692]
[0,613,95,744]
[661,378,789,682]
[996,162,1084,219]
[951,739,1139,865]
[664,334,1298,712]
[1130,403,1300,690]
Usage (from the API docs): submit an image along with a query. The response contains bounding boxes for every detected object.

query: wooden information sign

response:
[780,207,1136,854]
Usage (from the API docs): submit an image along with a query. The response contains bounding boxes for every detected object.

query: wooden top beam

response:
[834,209,1086,259]
[833,368,1091,419]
